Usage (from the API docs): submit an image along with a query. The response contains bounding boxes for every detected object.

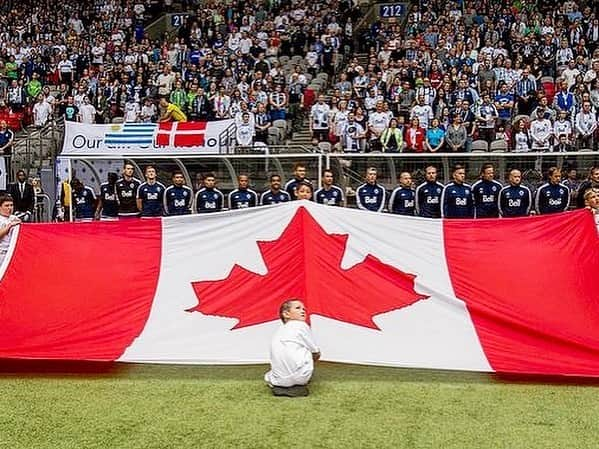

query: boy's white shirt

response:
[265,320,319,387]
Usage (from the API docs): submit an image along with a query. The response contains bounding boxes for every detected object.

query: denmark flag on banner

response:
[156,121,207,147]
[0,202,598,377]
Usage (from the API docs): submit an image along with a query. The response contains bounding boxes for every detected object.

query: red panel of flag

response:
[156,121,207,147]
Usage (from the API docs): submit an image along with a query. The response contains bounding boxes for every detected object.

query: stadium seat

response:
[267,127,282,145]
[471,140,489,152]
[490,140,508,153]
[317,141,332,152]
[272,120,288,138]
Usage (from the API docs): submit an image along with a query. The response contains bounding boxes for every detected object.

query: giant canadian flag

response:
[1,201,599,376]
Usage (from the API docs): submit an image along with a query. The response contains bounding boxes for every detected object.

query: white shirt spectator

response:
[236,121,255,146]
[554,119,573,140]
[124,101,140,123]
[575,111,598,136]
[514,131,530,152]
[410,104,434,129]
[33,100,52,127]
[310,102,330,130]
[368,111,390,138]
[79,103,96,124]
[157,72,175,96]
[529,118,553,150]
[342,121,365,152]
[91,45,105,64]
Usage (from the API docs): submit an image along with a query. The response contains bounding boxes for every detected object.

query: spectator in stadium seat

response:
[424,118,445,153]
[445,115,468,153]
[535,167,570,215]
[553,110,574,145]
[309,95,330,142]
[265,299,320,397]
[340,112,366,153]
[529,115,553,152]
[475,92,498,144]
[63,96,79,122]
[574,101,597,149]
[512,119,531,153]
[0,120,14,178]
[380,118,403,153]
[404,117,425,153]
[554,134,575,153]
[33,95,52,128]
[236,112,255,147]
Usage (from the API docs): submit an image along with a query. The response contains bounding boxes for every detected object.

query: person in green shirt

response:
[169,79,187,112]
[26,73,43,101]
[186,82,199,107]
[5,56,18,81]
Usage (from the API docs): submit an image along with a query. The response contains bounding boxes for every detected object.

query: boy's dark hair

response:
[296,180,313,192]
[279,299,300,323]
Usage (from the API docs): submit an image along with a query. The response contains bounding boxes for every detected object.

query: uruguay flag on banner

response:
[104,123,157,147]
[1,202,599,377]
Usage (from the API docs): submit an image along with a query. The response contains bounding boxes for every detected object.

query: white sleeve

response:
[297,322,319,353]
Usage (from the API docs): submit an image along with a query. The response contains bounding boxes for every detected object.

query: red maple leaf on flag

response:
[188,207,428,330]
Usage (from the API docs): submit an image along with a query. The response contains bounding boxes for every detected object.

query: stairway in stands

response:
[287,52,370,149]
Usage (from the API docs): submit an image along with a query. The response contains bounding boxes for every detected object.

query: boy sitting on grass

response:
[264,299,320,397]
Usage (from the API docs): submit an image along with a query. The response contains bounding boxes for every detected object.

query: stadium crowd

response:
[0,0,597,153]
[0,0,359,145]
[0,0,598,226]
[311,0,599,153]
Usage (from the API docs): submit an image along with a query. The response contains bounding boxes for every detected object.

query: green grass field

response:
[1,361,598,449]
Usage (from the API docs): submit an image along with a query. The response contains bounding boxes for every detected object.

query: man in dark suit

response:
[8,170,34,221]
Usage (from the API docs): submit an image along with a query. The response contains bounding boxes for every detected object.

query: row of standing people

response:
[69,162,595,221]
